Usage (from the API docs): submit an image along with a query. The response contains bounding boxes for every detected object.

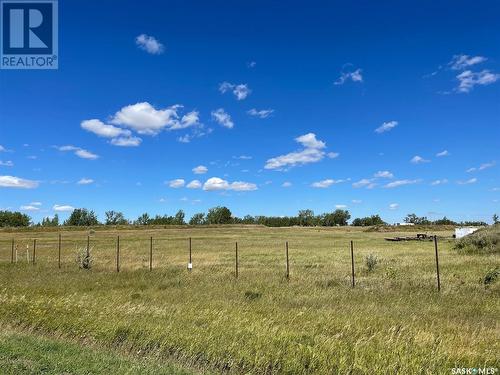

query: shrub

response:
[482,267,499,286]
[365,253,378,272]
[76,247,93,269]
[454,225,499,254]
[244,291,262,300]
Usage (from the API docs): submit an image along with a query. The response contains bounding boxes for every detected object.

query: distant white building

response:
[395,222,415,226]
[455,227,479,239]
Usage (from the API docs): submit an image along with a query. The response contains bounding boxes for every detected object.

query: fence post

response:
[149,236,153,271]
[58,233,61,269]
[434,236,441,292]
[116,235,120,272]
[188,237,192,271]
[86,235,90,259]
[235,241,239,278]
[11,238,14,264]
[350,240,355,287]
[285,241,289,279]
[32,239,36,265]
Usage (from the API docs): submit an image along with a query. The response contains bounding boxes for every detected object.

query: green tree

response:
[135,213,151,225]
[404,213,430,225]
[206,206,233,224]
[493,214,499,225]
[174,210,186,225]
[298,209,315,226]
[64,209,99,226]
[0,210,31,227]
[105,211,128,225]
[189,213,205,225]
[323,209,351,226]
[41,214,59,227]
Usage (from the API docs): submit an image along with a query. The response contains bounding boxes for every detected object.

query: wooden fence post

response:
[32,239,36,264]
[149,236,153,271]
[350,240,355,287]
[116,235,120,272]
[188,237,192,271]
[58,234,61,269]
[434,236,441,292]
[235,241,239,278]
[11,238,14,264]
[285,241,289,279]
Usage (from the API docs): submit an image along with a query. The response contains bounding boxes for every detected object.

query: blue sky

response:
[1,0,499,224]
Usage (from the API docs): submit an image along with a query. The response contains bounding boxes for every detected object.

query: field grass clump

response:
[365,253,379,272]
[482,267,499,286]
[454,224,500,254]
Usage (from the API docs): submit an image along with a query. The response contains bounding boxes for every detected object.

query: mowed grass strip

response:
[0,226,498,374]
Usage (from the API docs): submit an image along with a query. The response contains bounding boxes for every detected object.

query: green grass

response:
[0,226,499,374]
[0,328,195,374]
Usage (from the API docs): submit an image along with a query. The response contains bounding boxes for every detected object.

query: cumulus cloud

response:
[20,204,40,211]
[282,182,292,188]
[466,161,495,173]
[211,108,234,129]
[352,178,375,189]
[53,204,74,212]
[389,203,399,210]
[375,121,398,134]
[110,102,201,135]
[384,179,420,188]
[456,70,500,93]
[265,133,336,171]
[410,155,430,164]
[219,82,251,100]
[352,199,362,204]
[192,165,208,174]
[135,34,164,54]
[56,145,98,160]
[77,178,94,185]
[374,170,393,178]
[168,179,185,188]
[0,160,14,167]
[436,150,450,157]
[81,119,131,138]
[247,108,274,118]
[449,54,487,70]
[0,175,39,188]
[203,177,257,191]
[311,179,346,188]
[335,204,348,209]
[186,180,202,189]
[334,68,363,85]
[110,136,142,147]
[0,145,6,152]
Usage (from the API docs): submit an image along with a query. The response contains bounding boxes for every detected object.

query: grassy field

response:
[0,225,498,374]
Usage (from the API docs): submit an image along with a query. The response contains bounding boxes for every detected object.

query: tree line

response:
[0,208,494,228]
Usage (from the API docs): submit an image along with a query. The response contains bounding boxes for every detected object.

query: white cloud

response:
[110,136,142,147]
[211,108,234,129]
[247,108,274,118]
[327,152,339,159]
[384,179,420,188]
[0,175,39,189]
[77,178,94,185]
[311,179,346,188]
[334,68,363,85]
[168,179,185,188]
[457,178,477,185]
[0,160,14,167]
[389,203,399,210]
[0,145,6,152]
[20,205,40,211]
[352,179,374,188]
[186,180,202,189]
[466,161,495,173]
[135,34,164,54]
[81,119,131,138]
[56,145,98,160]
[352,199,362,204]
[192,165,208,174]
[30,202,42,206]
[219,82,251,100]
[202,177,257,191]
[282,181,292,188]
[456,70,500,93]
[265,133,336,171]
[111,102,200,135]
[247,61,256,68]
[53,204,74,212]
[375,121,398,134]
[436,150,450,157]
[410,155,430,164]
[431,179,448,186]
[335,204,347,209]
[374,170,393,178]
[449,54,487,70]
